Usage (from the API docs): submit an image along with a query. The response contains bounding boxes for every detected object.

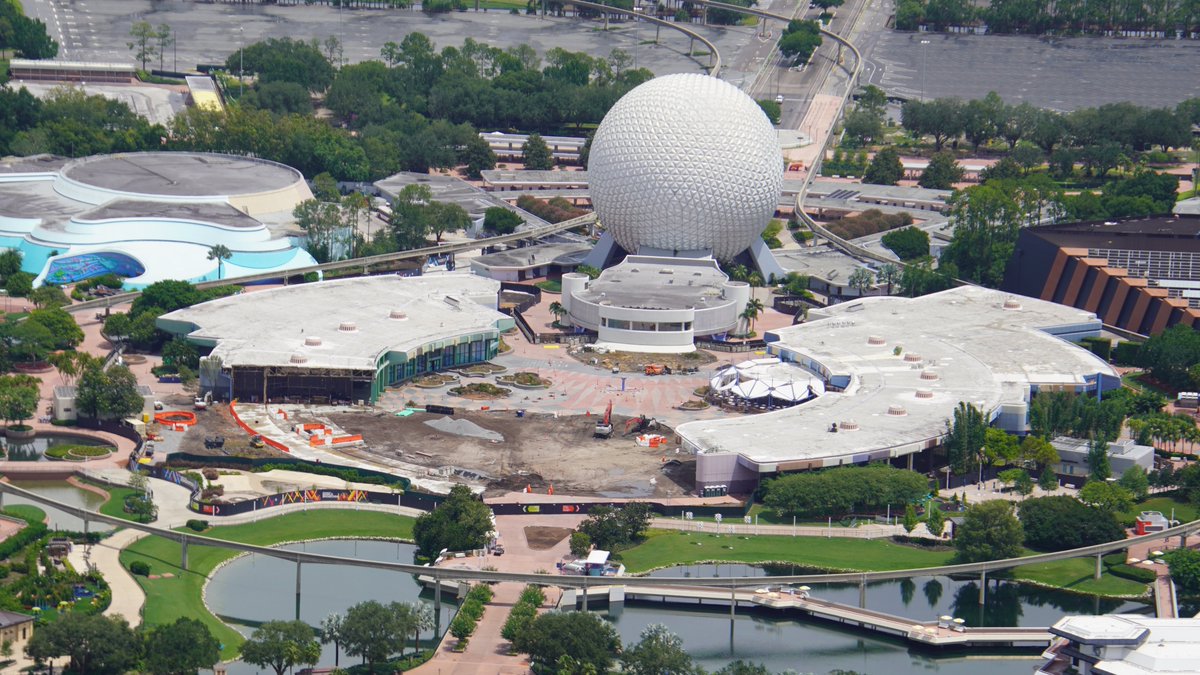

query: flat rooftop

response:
[677,286,1114,467]
[574,256,735,311]
[774,245,871,285]
[374,172,547,226]
[1052,615,1200,675]
[158,275,508,371]
[78,201,260,228]
[1023,215,1200,252]
[61,152,302,197]
[472,242,591,270]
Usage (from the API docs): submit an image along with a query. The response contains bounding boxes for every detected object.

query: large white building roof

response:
[679,286,1117,470]
[158,275,507,372]
[1051,615,1200,675]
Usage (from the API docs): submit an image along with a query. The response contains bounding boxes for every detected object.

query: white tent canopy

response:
[712,359,825,402]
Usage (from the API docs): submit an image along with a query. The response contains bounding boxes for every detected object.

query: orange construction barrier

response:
[154,411,197,427]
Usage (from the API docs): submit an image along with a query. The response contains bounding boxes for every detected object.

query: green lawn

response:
[615,529,956,574]
[120,510,415,658]
[95,486,147,522]
[1,505,46,523]
[1012,554,1148,597]
[534,279,562,293]
[1121,497,1198,524]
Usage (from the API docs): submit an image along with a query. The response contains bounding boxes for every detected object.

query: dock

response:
[555,584,1052,649]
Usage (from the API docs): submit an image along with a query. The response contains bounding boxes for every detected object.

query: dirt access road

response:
[313,409,695,498]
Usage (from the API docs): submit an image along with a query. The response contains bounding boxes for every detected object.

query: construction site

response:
[178,402,695,498]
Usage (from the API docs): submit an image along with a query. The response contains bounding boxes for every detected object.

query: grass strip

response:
[120,510,414,659]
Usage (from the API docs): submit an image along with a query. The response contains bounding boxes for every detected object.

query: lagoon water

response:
[208,542,1153,675]
[9,480,114,532]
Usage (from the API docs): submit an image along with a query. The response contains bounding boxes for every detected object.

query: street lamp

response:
[919,39,930,101]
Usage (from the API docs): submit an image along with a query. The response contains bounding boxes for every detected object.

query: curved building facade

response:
[0,152,317,288]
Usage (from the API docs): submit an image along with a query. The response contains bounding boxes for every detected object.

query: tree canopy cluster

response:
[103,280,238,352]
[953,500,1024,562]
[1017,495,1124,551]
[762,465,930,517]
[0,86,163,161]
[576,503,653,550]
[27,614,220,675]
[895,0,1200,34]
[412,484,494,557]
[1137,324,1200,391]
[778,20,823,65]
[516,194,588,224]
[0,1,58,59]
[880,226,930,261]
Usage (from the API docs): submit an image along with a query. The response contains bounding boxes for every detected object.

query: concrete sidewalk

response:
[66,528,148,627]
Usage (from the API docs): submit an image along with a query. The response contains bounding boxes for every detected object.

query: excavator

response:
[594,401,614,439]
[625,414,660,436]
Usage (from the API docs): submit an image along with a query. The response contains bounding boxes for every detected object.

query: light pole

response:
[919,39,930,101]
[634,6,642,71]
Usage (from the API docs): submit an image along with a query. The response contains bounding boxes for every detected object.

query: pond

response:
[1,432,109,462]
[602,602,1045,675]
[6,480,114,532]
[207,539,455,674]
[647,563,1152,627]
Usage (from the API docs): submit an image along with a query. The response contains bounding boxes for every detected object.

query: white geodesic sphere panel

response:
[588,73,783,261]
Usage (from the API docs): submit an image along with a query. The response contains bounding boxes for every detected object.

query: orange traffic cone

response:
[548,485,555,495]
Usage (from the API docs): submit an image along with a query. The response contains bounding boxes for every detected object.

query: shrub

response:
[880,227,930,261]
[185,519,209,532]
[762,465,930,517]
[129,560,151,576]
[518,585,546,607]
[201,468,219,481]
[1108,563,1157,583]
[466,584,494,604]
[1017,496,1124,552]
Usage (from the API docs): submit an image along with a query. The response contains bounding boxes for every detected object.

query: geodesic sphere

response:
[588,73,783,261]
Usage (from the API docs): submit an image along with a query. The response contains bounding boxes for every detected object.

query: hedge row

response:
[0,516,48,562]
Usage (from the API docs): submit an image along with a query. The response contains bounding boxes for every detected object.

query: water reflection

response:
[208,539,455,674]
[8,481,114,532]
[602,603,1042,675]
[1,434,107,462]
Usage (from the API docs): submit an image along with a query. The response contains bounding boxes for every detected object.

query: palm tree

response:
[741,297,764,336]
[408,601,435,657]
[548,301,566,327]
[876,263,901,295]
[848,267,875,297]
[727,264,749,282]
[318,613,343,667]
[207,244,233,280]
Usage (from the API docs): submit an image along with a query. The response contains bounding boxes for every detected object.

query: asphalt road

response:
[864,29,1200,110]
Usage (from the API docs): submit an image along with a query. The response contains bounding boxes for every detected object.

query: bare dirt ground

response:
[523,526,573,550]
[315,410,695,498]
[568,348,718,374]
[178,404,286,459]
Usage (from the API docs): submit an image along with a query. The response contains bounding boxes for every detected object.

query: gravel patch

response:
[425,416,505,442]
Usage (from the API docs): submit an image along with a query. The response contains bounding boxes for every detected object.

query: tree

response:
[902,503,919,533]
[1018,435,1060,470]
[412,484,494,557]
[926,502,945,537]
[763,465,930,517]
[876,263,901,295]
[340,601,409,674]
[462,134,497,179]
[953,500,1024,562]
[847,267,875,297]
[28,307,84,349]
[740,297,765,335]
[205,244,233,280]
[919,151,964,189]
[569,531,591,557]
[577,502,652,550]
[127,21,158,71]
[26,613,140,674]
[318,613,344,668]
[512,611,621,674]
[241,620,321,675]
[28,285,70,309]
[714,661,772,675]
[1017,496,1123,552]
[549,301,567,327]
[155,24,174,72]
[881,227,929,261]
[483,207,523,235]
[0,318,54,363]
[843,108,883,145]
[945,402,987,476]
[0,249,22,279]
[4,271,33,298]
[1038,466,1058,492]
[227,38,335,93]
[756,99,781,125]
[1118,466,1150,501]
[1086,437,1112,481]
[1138,325,1200,390]
[0,375,39,429]
[863,147,903,186]
[902,98,963,151]
[1078,480,1134,513]
[142,617,220,675]
[1164,548,1200,594]
[620,624,697,675]
[75,364,145,421]
[522,132,553,170]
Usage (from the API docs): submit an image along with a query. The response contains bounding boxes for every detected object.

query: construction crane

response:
[594,401,614,439]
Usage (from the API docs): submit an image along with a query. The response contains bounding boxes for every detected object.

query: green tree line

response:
[895,0,1200,34]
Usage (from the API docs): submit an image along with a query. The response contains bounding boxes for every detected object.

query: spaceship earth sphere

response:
[587,73,784,261]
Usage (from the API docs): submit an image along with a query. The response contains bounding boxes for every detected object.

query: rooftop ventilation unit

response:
[919,370,939,381]
[338,321,358,333]
[903,353,922,363]
[290,352,308,364]
[1003,298,1022,310]
[389,309,408,320]
[867,335,886,346]
[838,420,859,431]
[304,336,323,347]
[915,388,934,399]
[887,405,907,416]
